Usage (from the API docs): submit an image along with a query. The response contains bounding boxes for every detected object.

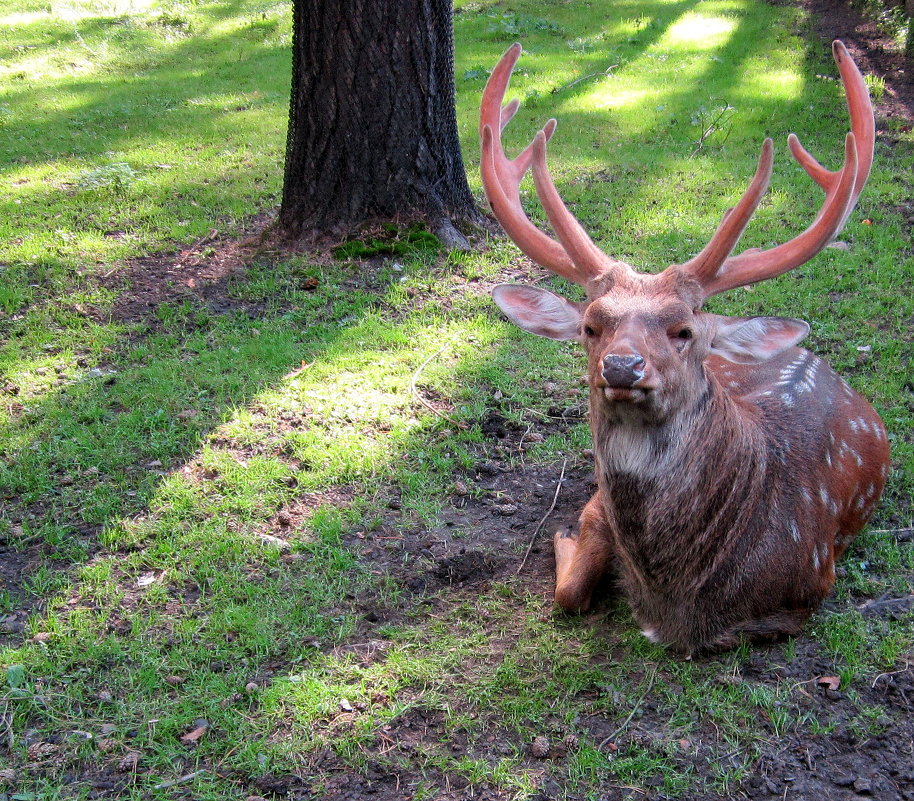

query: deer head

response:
[482,42,873,423]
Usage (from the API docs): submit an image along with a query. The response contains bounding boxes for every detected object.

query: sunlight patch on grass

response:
[662,12,738,48]
[745,68,804,99]
[53,0,158,20]
[579,85,650,111]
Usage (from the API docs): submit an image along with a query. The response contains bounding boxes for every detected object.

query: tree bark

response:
[280,0,482,240]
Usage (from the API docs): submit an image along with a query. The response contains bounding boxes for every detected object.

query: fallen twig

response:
[599,665,659,751]
[869,527,914,542]
[552,64,617,94]
[517,459,567,574]
[154,770,208,790]
[410,345,465,429]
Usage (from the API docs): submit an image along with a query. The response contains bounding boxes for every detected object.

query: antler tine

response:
[530,130,628,273]
[787,40,874,228]
[683,40,873,300]
[480,44,611,285]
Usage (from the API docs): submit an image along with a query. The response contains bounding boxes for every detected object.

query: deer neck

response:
[591,373,766,563]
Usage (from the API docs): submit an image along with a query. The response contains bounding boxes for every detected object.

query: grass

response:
[1,0,913,798]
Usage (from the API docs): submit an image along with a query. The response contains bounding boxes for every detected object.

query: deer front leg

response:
[554,491,614,613]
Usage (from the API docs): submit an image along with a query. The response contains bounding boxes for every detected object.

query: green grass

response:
[1,0,913,798]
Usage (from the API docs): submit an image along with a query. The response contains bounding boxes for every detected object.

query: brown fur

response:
[554,287,890,653]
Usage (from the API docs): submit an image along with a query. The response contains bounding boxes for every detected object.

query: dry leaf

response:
[137,572,159,587]
[816,675,841,691]
[118,751,141,772]
[180,720,210,746]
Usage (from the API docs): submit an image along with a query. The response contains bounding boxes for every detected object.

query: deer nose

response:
[602,353,646,387]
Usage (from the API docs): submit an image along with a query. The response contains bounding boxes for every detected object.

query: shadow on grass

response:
[0,3,911,797]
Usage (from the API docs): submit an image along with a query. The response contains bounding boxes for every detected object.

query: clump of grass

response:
[73,162,138,193]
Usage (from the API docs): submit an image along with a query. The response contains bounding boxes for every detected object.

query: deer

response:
[480,41,890,655]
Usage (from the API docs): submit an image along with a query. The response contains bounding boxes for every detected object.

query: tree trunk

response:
[280,0,482,241]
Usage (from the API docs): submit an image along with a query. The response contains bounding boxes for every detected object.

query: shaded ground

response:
[800,0,914,125]
[306,415,914,801]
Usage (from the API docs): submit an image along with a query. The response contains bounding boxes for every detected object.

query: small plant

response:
[690,103,735,153]
[74,162,138,194]
[864,73,886,101]
[24,563,69,597]
[484,13,564,41]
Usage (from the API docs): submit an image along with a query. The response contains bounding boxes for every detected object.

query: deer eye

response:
[583,325,597,337]
[674,328,693,341]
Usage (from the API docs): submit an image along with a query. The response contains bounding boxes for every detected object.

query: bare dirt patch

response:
[293,406,914,800]
[93,212,280,329]
[798,0,914,124]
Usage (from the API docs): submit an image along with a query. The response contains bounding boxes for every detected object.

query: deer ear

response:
[492,284,582,341]
[709,316,810,363]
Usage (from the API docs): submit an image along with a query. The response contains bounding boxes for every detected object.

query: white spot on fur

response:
[812,547,820,571]
[849,419,859,433]
[641,627,660,643]
[788,520,801,543]
[781,393,794,406]
[819,541,830,565]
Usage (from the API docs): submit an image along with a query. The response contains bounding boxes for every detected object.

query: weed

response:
[483,13,564,41]
[73,162,138,193]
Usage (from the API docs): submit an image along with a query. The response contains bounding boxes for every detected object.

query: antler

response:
[480,44,627,285]
[678,40,874,299]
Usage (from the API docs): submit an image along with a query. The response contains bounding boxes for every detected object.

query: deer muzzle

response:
[601,353,646,388]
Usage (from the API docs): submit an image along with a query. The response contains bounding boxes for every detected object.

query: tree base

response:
[275,209,496,255]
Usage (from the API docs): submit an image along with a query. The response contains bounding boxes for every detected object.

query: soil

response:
[296,409,913,801]
[801,0,914,125]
